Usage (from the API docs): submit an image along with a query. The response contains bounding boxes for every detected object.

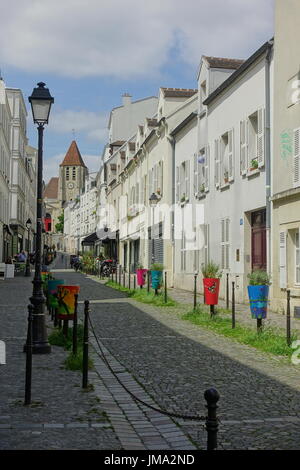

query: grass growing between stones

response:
[183,307,297,358]
[48,325,93,371]
[106,280,177,307]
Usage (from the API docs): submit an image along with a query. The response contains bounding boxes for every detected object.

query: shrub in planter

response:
[201,262,222,306]
[150,263,164,291]
[247,270,271,319]
[136,263,148,288]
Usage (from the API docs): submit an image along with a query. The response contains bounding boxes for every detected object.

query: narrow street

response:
[1,254,300,450]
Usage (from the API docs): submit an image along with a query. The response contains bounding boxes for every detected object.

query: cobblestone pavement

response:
[2,254,300,450]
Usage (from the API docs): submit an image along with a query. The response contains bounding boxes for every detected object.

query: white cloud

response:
[1,0,274,79]
[44,152,101,183]
[48,110,108,143]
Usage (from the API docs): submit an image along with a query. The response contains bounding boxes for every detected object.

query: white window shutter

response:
[214,139,220,187]
[185,160,190,200]
[279,230,287,289]
[293,128,300,187]
[240,120,247,175]
[257,107,265,168]
[193,153,198,196]
[228,129,234,181]
[204,145,209,191]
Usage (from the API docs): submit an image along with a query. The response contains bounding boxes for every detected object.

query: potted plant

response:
[180,194,186,204]
[200,183,205,193]
[250,159,259,171]
[150,263,164,294]
[136,263,148,288]
[247,270,271,322]
[201,262,222,312]
[224,170,229,183]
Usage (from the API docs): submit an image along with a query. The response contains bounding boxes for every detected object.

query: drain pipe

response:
[167,133,176,286]
[265,40,273,278]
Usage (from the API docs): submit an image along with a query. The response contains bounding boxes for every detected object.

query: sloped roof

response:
[44,177,59,199]
[203,56,245,70]
[60,141,86,167]
[161,88,198,98]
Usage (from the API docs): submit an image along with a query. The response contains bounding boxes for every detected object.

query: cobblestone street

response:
[1,255,300,450]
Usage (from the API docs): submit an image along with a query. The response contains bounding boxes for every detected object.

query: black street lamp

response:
[149,193,159,264]
[27,82,54,354]
[25,218,32,277]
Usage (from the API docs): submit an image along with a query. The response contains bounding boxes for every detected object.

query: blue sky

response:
[1,0,274,183]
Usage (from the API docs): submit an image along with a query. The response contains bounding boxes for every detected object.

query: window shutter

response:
[180,163,185,199]
[240,120,247,175]
[279,230,287,289]
[185,160,190,200]
[204,224,209,265]
[204,145,209,191]
[214,139,220,187]
[257,107,265,168]
[228,129,234,181]
[293,128,300,187]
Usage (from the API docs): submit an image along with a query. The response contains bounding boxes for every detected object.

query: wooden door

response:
[251,210,266,271]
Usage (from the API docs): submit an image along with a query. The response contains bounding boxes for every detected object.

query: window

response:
[72,167,76,180]
[194,147,209,195]
[176,161,190,202]
[66,167,70,180]
[220,130,234,184]
[221,218,230,269]
[180,230,186,272]
[296,230,300,285]
[241,107,264,172]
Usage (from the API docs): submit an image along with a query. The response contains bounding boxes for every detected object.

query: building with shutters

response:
[271,0,300,313]
[191,42,274,303]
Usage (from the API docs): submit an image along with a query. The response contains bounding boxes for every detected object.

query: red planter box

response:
[203,278,220,305]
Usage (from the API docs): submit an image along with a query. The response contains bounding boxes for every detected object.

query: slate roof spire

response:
[60,140,86,167]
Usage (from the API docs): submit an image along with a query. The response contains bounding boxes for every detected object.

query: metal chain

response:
[88,315,206,422]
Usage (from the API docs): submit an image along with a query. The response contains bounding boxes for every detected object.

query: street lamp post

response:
[25,218,32,277]
[27,82,54,354]
[149,193,159,265]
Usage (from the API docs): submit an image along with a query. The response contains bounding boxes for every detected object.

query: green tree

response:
[55,212,64,233]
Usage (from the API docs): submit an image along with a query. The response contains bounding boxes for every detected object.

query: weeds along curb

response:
[105,280,177,307]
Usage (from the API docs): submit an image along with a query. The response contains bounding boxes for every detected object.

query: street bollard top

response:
[204,388,220,405]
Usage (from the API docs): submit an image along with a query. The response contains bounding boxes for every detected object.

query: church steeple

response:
[59,140,88,206]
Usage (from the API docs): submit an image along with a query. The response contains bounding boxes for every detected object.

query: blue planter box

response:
[247,285,269,319]
[151,271,162,290]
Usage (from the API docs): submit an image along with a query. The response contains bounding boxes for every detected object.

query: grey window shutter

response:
[293,128,300,188]
[204,145,209,191]
[214,139,220,188]
[240,120,247,175]
[257,107,265,168]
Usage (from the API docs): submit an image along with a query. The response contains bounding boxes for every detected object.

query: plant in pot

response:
[224,170,229,184]
[180,193,186,204]
[136,262,148,288]
[201,262,222,315]
[150,263,164,295]
[250,159,259,171]
[200,183,205,194]
[247,270,271,330]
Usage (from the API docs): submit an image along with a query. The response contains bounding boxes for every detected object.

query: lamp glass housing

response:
[28,82,54,125]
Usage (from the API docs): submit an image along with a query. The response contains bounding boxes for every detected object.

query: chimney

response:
[122,93,132,107]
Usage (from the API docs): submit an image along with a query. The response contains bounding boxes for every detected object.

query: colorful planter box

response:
[136,269,148,287]
[48,279,65,308]
[151,270,163,290]
[247,285,269,319]
[57,285,80,320]
[203,278,220,305]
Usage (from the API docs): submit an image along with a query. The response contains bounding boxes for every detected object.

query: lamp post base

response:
[23,304,51,354]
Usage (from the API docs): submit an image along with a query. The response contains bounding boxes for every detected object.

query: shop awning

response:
[81,232,98,246]
[95,228,116,244]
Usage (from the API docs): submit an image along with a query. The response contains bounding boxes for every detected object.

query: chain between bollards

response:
[232,281,235,329]
[24,304,34,406]
[82,300,89,389]
[204,388,220,451]
[287,289,291,346]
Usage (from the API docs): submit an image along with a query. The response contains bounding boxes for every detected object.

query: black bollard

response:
[119,265,122,285]
[193,273,197,310]
[164,271,167,304]
[134,274,136,291]
[226,273,229,310]
[147,270,150,293]
[73,293,78,356]
[210,305,215,317]
[287,289,291,346]
[123,270,125,288]
[129,271,131,290]
[257,318,263,333]
[82,300,89,389]
[232,281,235,329]
[63,319,69,338]
[204,388,220,451]
[24,305,33,406]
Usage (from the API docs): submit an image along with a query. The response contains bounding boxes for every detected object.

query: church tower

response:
[58,141,87,206]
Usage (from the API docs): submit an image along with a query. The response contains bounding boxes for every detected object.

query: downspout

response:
[265,40,273,278]
[167,134,176,287]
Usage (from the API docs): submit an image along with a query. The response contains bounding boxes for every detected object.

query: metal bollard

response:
[164,271,167,303]
[193,273,197,310]
[73,293,78,356]
[287,289,291,346]
[204,388,220,451]
[232,281,235,329]
[147,270,150,293]
[134,274,136,291]
[226,273,229,310]
[123,270,125,287]
[119,265,122,286]
[82,300,89,389]
[129,271,131,290]
[24,305,33,405]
